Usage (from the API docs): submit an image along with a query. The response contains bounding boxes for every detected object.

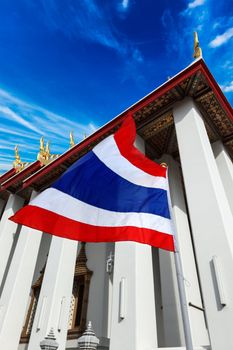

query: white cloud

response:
[221,81,233,93]
[0,87,99,173]
[0,106,42,134]
[222,60,233,70]
[209,27,233,48]
[188,0,205,9]
[0,162,12,172]
[37,0,141,65]
[122,0,129,10]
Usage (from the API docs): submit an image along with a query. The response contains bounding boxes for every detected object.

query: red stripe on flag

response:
[10,205,174,251]
[114,115,167,178]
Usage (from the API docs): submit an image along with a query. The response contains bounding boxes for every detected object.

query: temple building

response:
[0,35,233,350]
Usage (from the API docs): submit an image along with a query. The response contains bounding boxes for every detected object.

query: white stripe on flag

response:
[93,135,168,190]
[31,188,173,236]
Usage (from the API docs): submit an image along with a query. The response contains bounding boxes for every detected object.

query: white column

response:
[159,155,209,347]
[212,140,233,215]
[174,97,233,350]
[0,194,24,289]
[0,191,42,350]
[28,236,78,350]
[109,135,157,350]
[110,243,157,350]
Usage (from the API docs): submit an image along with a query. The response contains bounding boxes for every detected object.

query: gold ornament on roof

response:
[39,136,45,153]
[45,141,50,156]
[193,31,202,59]
[70,131,75,148]
[83,133,87,139]
[37,137,57,165]
[13,145,25,172]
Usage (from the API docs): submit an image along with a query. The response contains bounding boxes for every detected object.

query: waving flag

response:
[10,116,174,251]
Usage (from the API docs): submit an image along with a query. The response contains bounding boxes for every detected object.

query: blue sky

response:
[0,0,232,174]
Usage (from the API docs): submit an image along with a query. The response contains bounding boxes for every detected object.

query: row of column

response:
[0,97,232,350]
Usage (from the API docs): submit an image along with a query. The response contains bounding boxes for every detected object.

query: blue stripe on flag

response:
[52,151,170,219]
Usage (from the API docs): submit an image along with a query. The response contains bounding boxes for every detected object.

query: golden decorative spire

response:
[40,136,45,152]
[70,131,75,148]
[13,145,25,172]
[45,141,50,156]
[193,31,202,59]
[37,138,52,165]
[15,145,20,161]
[83,132,87,140]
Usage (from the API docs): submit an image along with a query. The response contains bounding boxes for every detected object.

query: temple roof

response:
[0,58,232,201]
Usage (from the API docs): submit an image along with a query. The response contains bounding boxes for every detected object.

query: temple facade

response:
[0,55,233,350]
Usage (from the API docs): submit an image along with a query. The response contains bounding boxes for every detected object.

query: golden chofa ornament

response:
[193,31,202,59]
[37,137,51,165]
[37,137,59,165]
[69,131,75,148]
[13,145,25,173]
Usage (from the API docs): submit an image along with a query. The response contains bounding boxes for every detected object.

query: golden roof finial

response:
[37,138,52,165]
[40,136,45,152]
[193,31,202,59]
[13,145,25,172]
[15,145,20,161]
[70,131,75,148]
[83,132,87,140]
[45,141,50,156]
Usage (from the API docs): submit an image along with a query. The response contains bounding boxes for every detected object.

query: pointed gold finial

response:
[15,145,20,161]
[40,136,45,152]
[37,138,53,165]
[83,133,87,140]
[37,138,59,165]
[70,131,75,148]
[45,141,50,156]
[193,31,202,59]
[13,145,25,172]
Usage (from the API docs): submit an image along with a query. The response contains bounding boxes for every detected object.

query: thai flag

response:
[10,117,174,251]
